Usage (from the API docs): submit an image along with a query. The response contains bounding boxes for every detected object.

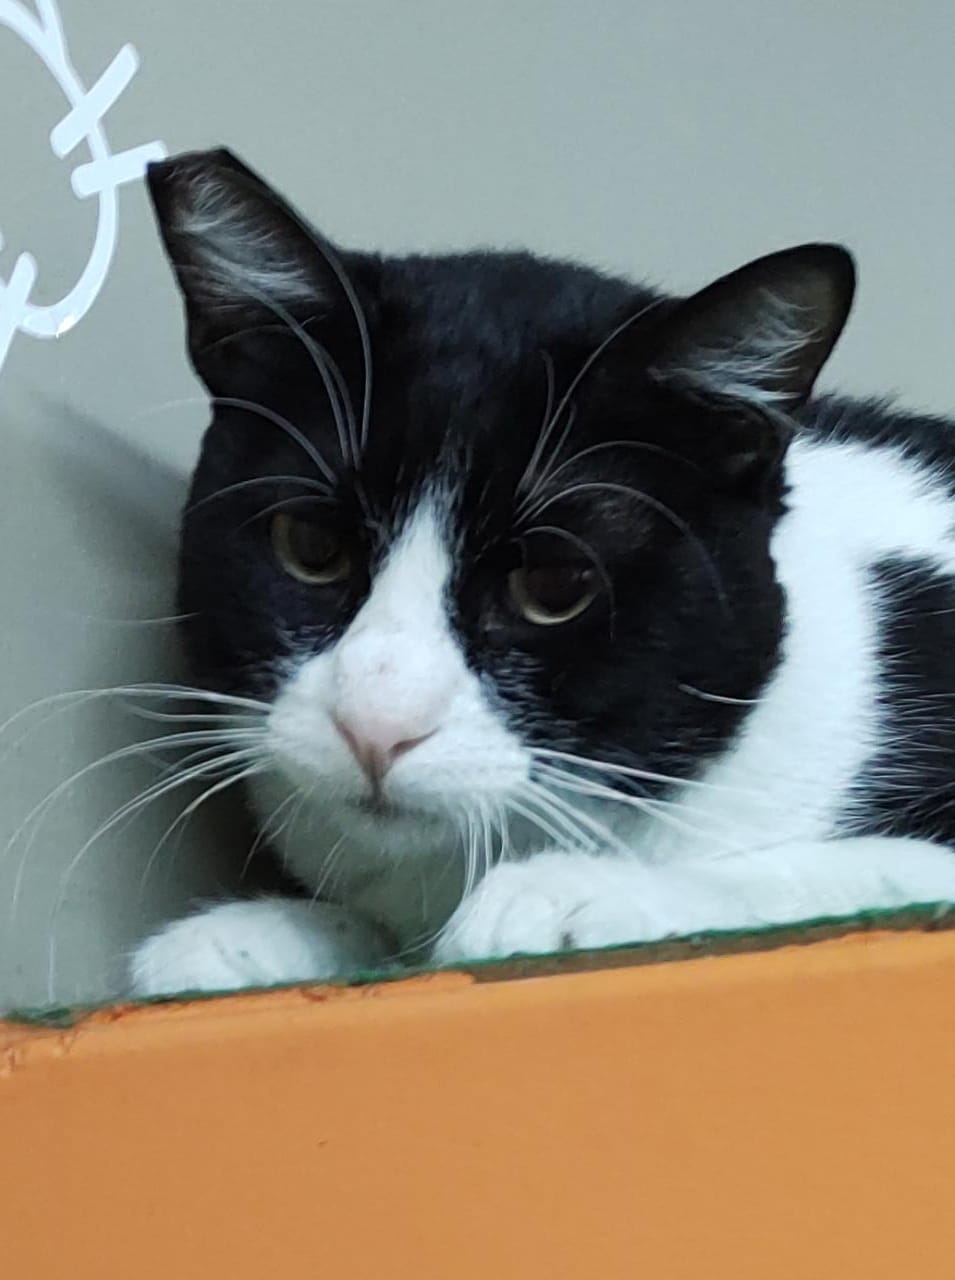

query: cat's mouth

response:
[352,794,402,818]
[346,792,440,826]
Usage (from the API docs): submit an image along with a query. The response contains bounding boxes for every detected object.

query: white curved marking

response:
[0,0,167,372]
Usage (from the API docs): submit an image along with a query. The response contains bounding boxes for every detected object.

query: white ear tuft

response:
[649,244,855,411]
[168,167,317,310]
[147,148,325,326]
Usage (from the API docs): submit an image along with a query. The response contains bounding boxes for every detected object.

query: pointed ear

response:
[146,148,332,352]
[647,244,855,411]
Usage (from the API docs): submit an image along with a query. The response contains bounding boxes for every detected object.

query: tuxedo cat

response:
[132,148,955,995]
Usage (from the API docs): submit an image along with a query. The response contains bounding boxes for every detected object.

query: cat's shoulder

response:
[796,394,955,493]
[780,394,955,575]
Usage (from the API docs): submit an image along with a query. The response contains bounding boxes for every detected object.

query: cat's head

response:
[147,148,854,870]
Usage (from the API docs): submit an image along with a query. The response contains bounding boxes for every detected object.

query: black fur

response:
[145,148,955,845]
[851,556,955,843]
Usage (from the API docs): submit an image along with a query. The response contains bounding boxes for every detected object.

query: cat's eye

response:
[271,513,352,585]
[508,563,599,626]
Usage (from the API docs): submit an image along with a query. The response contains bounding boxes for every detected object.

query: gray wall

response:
[1,0,953,1007]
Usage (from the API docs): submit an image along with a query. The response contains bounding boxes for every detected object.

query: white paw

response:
[431,837,955,969]
[432,854,665,964]
[130,897,391,998]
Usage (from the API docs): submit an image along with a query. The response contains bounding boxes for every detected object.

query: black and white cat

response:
[132,148,955,996]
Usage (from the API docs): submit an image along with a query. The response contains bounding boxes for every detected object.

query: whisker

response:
[180,180,373,461]
[46,610,196,629]
[187,474,332,515]
[520,404,579,516]
[137,755,266,898]
[544,299,666,443]
[24,745,250,920]
[6,727,263,864]
[309,832,349,905]
[127,394,209,425]
[130,706,263,726]
[535,763,723,845]
[212,395,337,487]
[526,779,627,853]
[479,799,495,887]
[46,757,263,1002]
[532,746,762,798]
[537,438,706,490]
[517,350,560,500]
[508,787,599,853]
[517,299,668,515]
[248,186,374,453]
[177,253,357,472]
[240,789,300,880]
[521,522,616,627]
[678,682,759,707]
[524,480,728,611]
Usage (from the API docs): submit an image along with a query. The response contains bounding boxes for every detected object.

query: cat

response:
[131,147,955,996]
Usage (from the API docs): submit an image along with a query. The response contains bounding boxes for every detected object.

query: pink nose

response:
[334,718,434,794]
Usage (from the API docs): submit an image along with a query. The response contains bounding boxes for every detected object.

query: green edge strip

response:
[7,900,954,1029]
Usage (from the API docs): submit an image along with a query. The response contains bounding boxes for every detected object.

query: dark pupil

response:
[290,520,339,569]
[525,565,593,614]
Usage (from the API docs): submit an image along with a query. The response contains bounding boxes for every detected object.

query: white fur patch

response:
[173,170,316,308]
[435,836,955,963]
[133,435,955,992]
[131,898,390,997]
[251,499,530,937]
[252,441,955,950]
[642,436,955,863]
[663,288,816,407]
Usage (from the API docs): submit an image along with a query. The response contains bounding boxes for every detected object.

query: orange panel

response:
[2,931,954,1279]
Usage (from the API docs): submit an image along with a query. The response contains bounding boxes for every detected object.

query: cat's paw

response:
[130,897,391,998]
[432,853,662,964]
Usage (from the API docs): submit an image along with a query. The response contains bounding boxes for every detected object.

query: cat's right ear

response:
[146,148,337,360]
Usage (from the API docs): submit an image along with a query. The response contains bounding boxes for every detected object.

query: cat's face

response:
[149,149,854,867]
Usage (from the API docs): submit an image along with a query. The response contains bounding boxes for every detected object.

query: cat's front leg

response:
[130,897,393,997]
[432,838,955,965]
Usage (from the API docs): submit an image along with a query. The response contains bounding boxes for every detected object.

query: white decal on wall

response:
[0,0,167,373]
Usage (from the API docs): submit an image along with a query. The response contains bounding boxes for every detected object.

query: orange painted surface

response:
[3,932,955,1279]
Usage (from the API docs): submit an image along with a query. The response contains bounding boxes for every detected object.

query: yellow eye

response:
[508,563,598,626]
[271,513,352,585]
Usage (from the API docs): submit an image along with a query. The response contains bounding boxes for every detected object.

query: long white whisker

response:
[507,788,598,853]
[5,727,264,876]
[532,747,762,798]
[137,757,266,897]
[28,747,251,921]
[130,707,263,726]
[309,833,349,904]
[240,789,300,880]
[536,763,722,845]
[46,758,263,1002]
[0,683,269,761]
[526,780,626,853]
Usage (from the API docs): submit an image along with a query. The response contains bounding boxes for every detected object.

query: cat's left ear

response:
[647,244,855,412]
